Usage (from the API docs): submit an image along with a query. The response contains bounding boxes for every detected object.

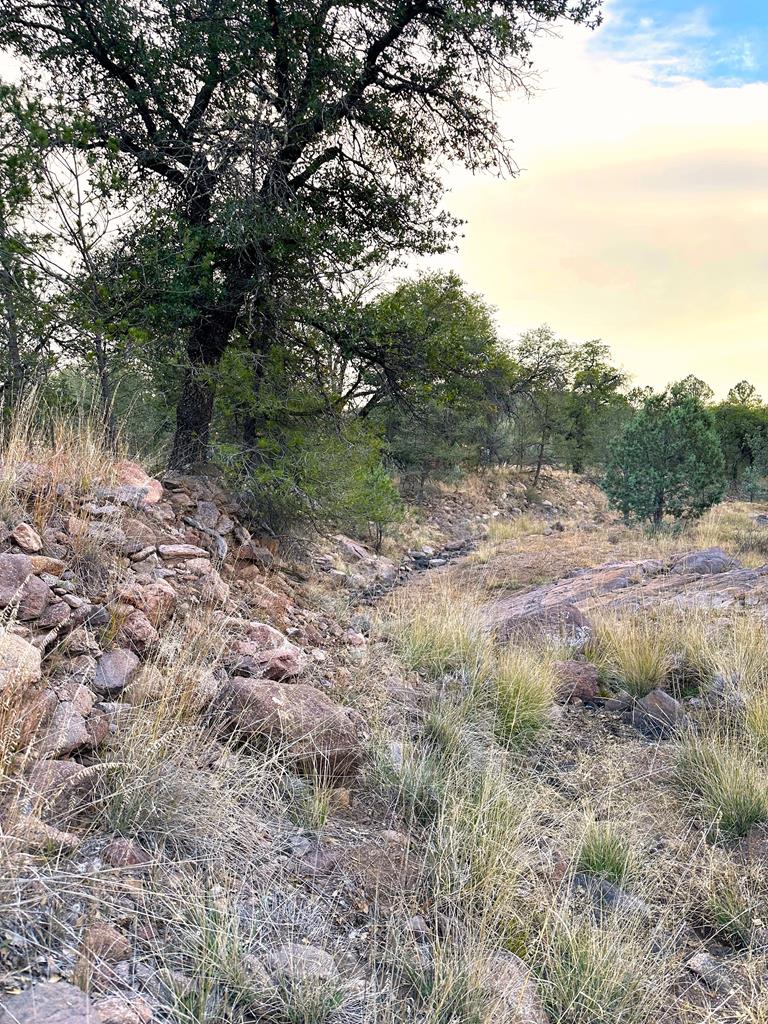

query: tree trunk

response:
[533,432,546,487]
[168,311,235,469]
[0,218,25,401]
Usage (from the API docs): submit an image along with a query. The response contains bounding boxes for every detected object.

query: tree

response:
[561,339,628,472]
[712,399,768,487]
[727,380,761,407]
[0,0,601,467]
[670,374,714,404]
[603,389,726,526]
[511,325,571,485]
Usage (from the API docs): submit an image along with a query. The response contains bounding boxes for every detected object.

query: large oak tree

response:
[0,0,600,466]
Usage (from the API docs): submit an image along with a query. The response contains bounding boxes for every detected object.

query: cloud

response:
[593,1,768,85]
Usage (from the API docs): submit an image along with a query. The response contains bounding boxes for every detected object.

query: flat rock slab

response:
[485,548,768,638]
[0,980,96,1023]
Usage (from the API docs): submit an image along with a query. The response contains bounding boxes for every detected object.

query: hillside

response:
[0,438,766,1024]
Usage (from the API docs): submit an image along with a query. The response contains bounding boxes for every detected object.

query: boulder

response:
[11,522,43,553]
[669,547,739,576]
[218,679,362,775]
[496,602,591,646]
[0,981,94,1024]
[93,650,140,696]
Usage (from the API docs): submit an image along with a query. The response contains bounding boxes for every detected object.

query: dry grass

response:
[0,392,121,527]
[587,611,675,696]
[677,730,768,839]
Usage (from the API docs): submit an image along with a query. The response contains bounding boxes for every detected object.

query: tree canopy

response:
[0,0,601,466]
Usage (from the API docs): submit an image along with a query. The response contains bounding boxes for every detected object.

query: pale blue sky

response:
[593,1,768,84]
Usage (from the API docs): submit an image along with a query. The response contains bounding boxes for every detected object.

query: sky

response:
[435,0,768,397]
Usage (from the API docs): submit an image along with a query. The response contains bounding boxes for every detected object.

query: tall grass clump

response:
[486,514,541,544]
[587,611,673,697]
[0,391,121,526]
[387,578,488,684]
[534,914,666,1024]
[484,647,555,745]
[677,732,768,839]
[575,815,637,886]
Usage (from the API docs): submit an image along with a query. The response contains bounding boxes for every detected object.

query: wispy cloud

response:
[593,1,768,85]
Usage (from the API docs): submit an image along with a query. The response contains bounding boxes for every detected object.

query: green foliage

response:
[0,0,601,466]
[220,421,403,540]
[712,390,768,489]
[602,387,726,525]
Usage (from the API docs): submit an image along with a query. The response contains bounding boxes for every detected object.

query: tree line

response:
[1,1,761,538]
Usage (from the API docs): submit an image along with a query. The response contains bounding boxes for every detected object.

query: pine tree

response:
[603,390,726,526]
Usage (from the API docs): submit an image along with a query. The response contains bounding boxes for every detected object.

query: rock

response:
[0,553,44,615]
[230,639,305,680]
[17,574,53,620]
[266,943,340,986]
[25,759,99,823]
[30,555,67,575]
[670,548,739,575]
[484,952,549,1024]
[571,872,652,920]
[123,664,165,704]
[37,598,72,629]
[495,602,591,647]
[0,631,42,690]
[92,995,153,1024]
[37,701,91,758]
[552,660,600,703]
[157,543,209,561]
[102,837,152,868]
[633,689,690,738]
[116,609,158,654]
[334,534,373,563]
[8,461,53,496]
[11,522,43,553]
[218,679,362,775]
[0,981,94,1023]
[113,460,163,504]
[686,951,733,993]
[80,921,131,964]
[140,579,177,625]
[93,650,140,696]
[234,541,274,566]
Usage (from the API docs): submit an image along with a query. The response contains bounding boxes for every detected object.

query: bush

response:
[217,419,403,540]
